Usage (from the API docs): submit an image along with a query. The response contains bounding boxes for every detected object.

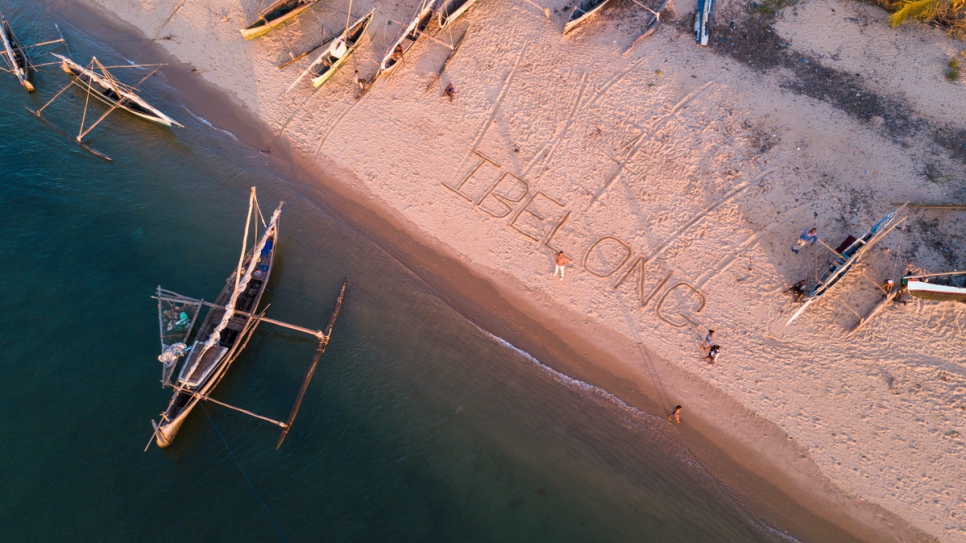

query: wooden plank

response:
[894,203,966,210]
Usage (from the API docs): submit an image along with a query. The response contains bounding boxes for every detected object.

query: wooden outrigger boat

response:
[437,0,480,29]
[563,0,613,34]
[287,9,374,91]
[55,54,182,128]
[1,13,34,92]
[149,188,347,450]
[25,54,181,161]
[241,0,321,40]
[786,204,907,325]
[904,271,966,302]
[380,1,434,74]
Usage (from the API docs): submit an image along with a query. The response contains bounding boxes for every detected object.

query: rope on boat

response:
[199,402,289,543]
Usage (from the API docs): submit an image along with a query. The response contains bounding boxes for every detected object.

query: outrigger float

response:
[148,188,347,450]
[26,53,181,161]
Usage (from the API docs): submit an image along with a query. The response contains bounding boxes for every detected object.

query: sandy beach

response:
[54,0,966,540]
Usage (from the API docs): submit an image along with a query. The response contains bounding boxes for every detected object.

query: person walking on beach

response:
[354,70,366,91]
[701,329,714,351]
[444,82,455,102]
[667,405,683,424]
[553,251,571,280]
[703,345,720,365]
[791,228,818,254]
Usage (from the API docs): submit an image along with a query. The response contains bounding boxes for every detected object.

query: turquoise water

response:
[1,4,801,542]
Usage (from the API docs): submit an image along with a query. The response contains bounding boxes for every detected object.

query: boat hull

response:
[1,18,33,92]
[60,60,175,128]
[241,1,315,40]
[438,0,479,29]
[563,0,611,34]
[906,281,966,302]
[310,11,374,88]
[155,217,279,447]
[380,7,433,73]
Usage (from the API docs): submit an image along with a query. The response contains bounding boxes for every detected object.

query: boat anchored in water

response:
[0,13,34,91]
[26,53,181,161]
[148,187,347,450]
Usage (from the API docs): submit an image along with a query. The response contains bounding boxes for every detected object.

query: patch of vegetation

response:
[751,0,796,17]
[946,57,962,81]
[871,0,966,40]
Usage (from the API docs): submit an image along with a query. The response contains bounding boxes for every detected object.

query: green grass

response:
[946,57,961,81]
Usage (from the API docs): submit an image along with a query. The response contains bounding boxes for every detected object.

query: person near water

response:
[701,329,714,351]
[703,345,720,365]
[667,405,683,424]
[792,228,818,253]
[553,251,571,280]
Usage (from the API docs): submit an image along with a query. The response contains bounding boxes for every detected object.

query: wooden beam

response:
[154,294,325,338]
[193,392,289,428]
[894,203,966,210]
[277,279,347,449]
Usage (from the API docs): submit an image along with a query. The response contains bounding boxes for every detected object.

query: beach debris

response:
[694,0,716,46]
[147,187,348,451]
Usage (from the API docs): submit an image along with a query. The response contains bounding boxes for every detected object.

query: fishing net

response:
[156,290,203,385]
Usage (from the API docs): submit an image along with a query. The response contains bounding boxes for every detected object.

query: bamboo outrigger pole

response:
[277,278,347,449]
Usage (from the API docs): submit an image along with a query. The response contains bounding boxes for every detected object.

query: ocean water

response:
[1,4,800,542]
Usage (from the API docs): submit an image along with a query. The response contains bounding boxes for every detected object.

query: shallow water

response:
[1,4,796,541]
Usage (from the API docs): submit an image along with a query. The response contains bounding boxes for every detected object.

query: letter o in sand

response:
[582,236,632,278]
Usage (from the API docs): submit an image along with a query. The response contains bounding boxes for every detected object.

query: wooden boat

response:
[241,0,320,40]
[54,54,182,128]
[380,1,434,74]
[154,195,281,447]
[437,0,479,29]
[563,0,613,34]
[694,0,715,46]
[904,271,966,302]
[0,14,34,92]
[149,189,348,449]
[786,204,907,325]
[306,9,374,89]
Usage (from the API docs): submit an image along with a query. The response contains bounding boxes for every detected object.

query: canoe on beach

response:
[0,14,34,92]
[904,271,966,302]
[304,9,374,89]
[786,204,907,325]
[241,0,320,40]
[564,0,613,34]
[437,0,479,29]
[53,54,182,128]
[380,2,434,74]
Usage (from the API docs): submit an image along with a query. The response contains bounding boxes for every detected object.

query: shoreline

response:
[50,0,960,541]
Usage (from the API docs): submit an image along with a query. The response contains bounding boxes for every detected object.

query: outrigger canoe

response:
[380,2,433,74]
[241,0,320,40]
[0,14,33,91]
[308,9,374,89]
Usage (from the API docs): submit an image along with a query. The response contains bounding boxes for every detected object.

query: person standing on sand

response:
[553,251,571,280]
[444,82,455,102]
[354,70,365,91]
[791,228,818,254]
[700,329,714,351]
[785,280,807,302]
[703,345,720,365]
[667,405,682,424]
